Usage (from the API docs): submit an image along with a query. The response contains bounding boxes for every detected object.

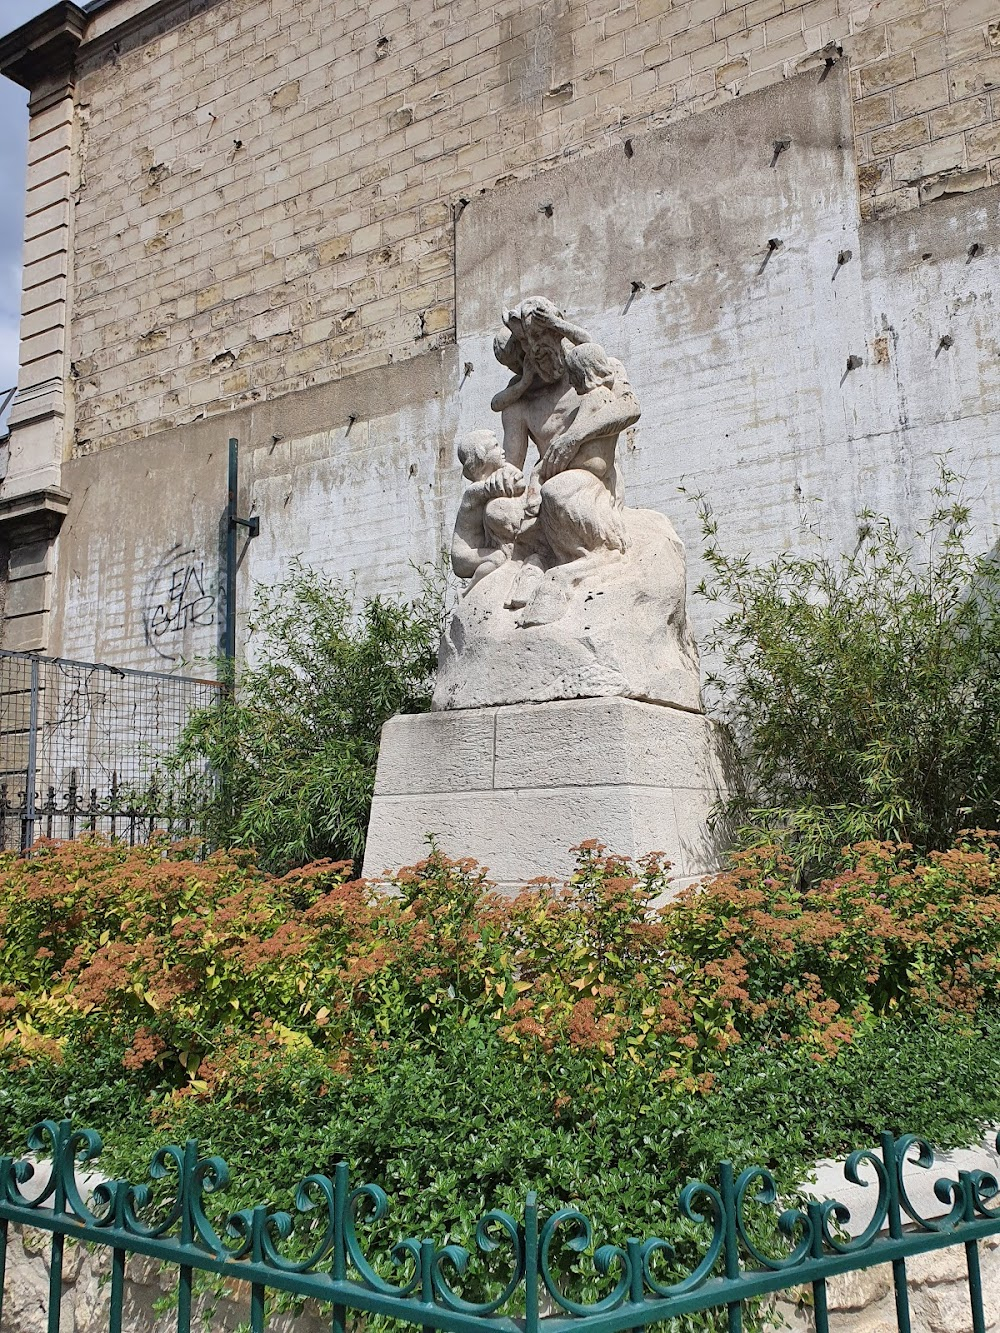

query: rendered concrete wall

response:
[52,349,462,669]
[453,64,1000,650]
[45,67,1000,673]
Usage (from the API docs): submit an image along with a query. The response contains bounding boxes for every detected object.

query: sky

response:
[0,0,60,429]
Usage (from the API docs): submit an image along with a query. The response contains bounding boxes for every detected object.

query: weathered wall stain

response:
[56,0,1000,457]
[47,73,1000,677]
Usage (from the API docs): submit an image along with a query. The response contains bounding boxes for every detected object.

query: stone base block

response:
[362,697,730,893]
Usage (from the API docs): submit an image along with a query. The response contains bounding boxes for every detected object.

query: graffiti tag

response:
[143,546,216,663]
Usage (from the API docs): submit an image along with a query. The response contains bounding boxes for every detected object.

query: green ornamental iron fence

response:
[1,1119,999,1333]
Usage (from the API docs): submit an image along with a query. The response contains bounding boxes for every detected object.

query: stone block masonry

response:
[52,0,1000,457]
[362,698,731,893]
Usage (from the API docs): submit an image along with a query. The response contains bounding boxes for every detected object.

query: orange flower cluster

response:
[122,1026,168,1071]
[2,831,999,1101]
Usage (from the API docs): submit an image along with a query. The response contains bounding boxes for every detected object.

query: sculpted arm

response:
[500,404,531,470]
[539,383,640,482]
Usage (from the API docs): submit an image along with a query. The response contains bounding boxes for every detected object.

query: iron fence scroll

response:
[0,1120,998,1333]
[0,650,221,851]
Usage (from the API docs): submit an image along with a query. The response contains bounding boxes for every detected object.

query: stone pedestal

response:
[362,697,730,893]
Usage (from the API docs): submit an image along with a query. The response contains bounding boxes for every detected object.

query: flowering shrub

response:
[5,831,1000,1333]
[3,832,1000,1105]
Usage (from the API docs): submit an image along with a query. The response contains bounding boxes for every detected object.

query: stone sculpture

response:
[362,298,727,892]
[450,429,526,588]
[433,297,703,712]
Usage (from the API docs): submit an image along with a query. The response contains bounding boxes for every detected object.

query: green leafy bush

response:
[174,563,446,871]
[695,472,1000,876]
[4,834,1000,1104]
[5,836,1000,1328]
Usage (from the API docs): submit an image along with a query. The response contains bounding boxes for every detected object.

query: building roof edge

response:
[0,3,87,90]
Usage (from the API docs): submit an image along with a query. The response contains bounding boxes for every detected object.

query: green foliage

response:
[5,1007,1000,1333]
[5,834,1000,1111]
[174,563,446,871]
[6,836,1000,1329]
[694,470,1000,877]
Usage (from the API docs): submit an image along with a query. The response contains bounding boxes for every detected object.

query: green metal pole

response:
[47,1144,66,1333]
[719,1162,743,1333]
[177,1140,197,1333]
[332,1161,348,1333]
[420,1237,435,1333]
[961,1170,987,1333]
[109,1247,125,1333]
[109,1180,126,1333]
[224,438,238,672]
[524,1193,539,1333]
[881,1132,912,1333]
[807,1201,831,1333]
[250,1283,266,1333]
[0,1216,7,1328]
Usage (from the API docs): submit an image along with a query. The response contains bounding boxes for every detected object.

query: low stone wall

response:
[2,1224,330,1333]
[773,1240,1000,1332]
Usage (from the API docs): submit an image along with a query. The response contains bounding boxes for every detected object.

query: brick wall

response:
[65,0,1000,454]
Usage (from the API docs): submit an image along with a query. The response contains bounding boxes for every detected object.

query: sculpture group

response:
[363,296,726,891]
[453,299,636,625]
[434,297,703,712]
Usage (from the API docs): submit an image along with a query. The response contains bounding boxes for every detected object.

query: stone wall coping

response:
[804,1127,1000,1237]
[0,486,71,545]
[0,0,192,88]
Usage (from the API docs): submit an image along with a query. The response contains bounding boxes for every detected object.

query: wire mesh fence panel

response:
[0,650,221,852]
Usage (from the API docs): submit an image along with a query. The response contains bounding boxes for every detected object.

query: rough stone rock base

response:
[0,1223,333,1333]
[432,509,703,712]
[362,696,730,893]
[772,1237,1000,1332]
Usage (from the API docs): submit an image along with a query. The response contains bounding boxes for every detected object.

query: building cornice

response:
[0,487,71,545]
[0,3,87,91]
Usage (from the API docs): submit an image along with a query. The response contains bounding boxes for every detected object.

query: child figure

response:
[451,430,526,589]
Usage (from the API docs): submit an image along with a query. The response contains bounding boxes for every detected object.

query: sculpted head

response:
[502,296,567,385]
[566,342,615,395]
[458,429,506,481]
[493,330,525,375]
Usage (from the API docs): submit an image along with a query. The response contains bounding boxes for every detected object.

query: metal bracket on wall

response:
[232,513,260,540]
